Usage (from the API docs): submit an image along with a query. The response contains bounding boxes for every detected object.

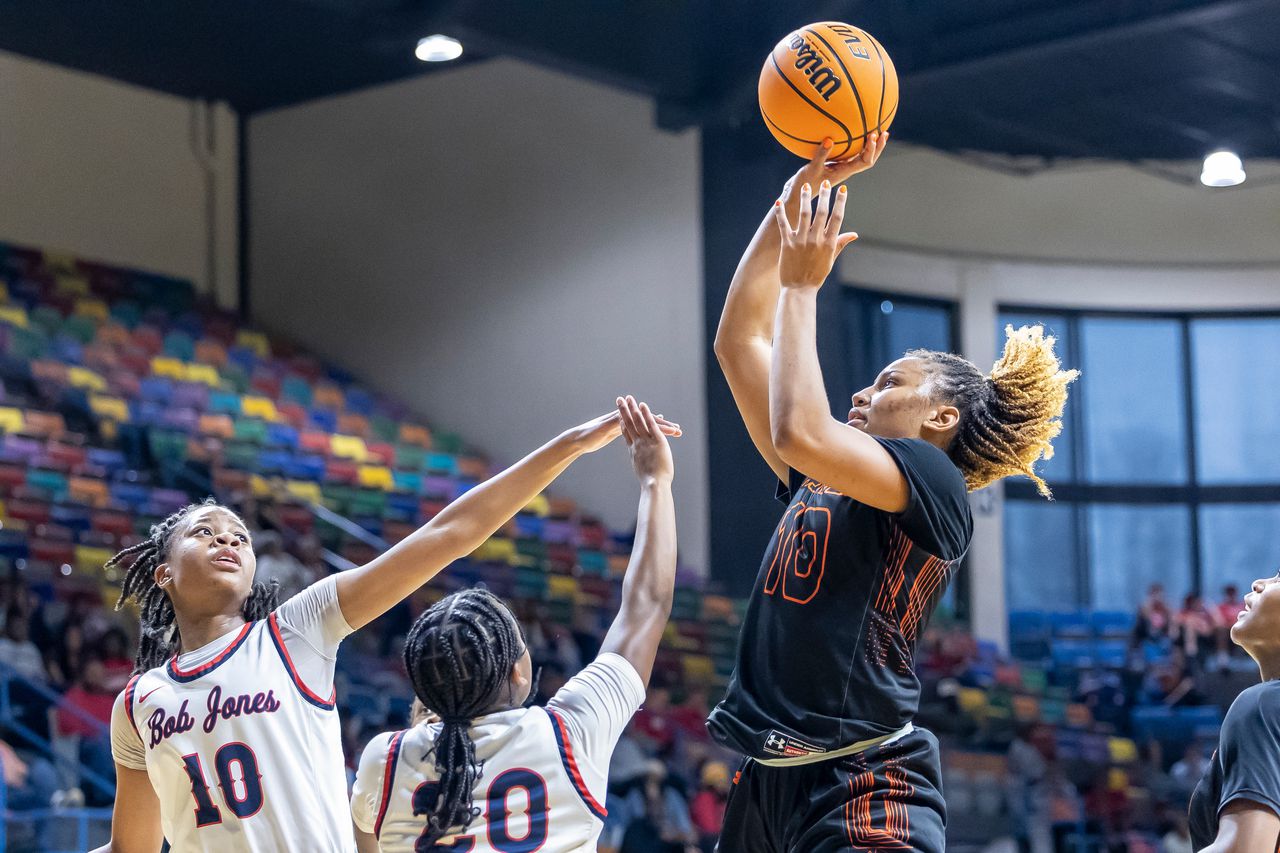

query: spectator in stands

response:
[1006,722,1049,852]
[93,625,134,692]
[253,529,312,598]
[1133,583,1172,646]
[0,606,47,684]
[633,683,677,754]
[690,760,730,852]
[1151,650,1204,707]
[1160,811,1194,853]
[0,736,60,851]
[619,760,698,853]
[1213,583,1244,661]
[1169,740,1210,798]
[55,657,116,804]
[670,686,712,743]
[1173,593,1216,668]
[43,619,85,690]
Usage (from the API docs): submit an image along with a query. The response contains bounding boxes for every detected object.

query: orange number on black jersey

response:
[762,502,832,604]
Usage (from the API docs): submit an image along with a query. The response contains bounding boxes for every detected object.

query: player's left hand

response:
[774,179,858,290]
[565,406,681,454]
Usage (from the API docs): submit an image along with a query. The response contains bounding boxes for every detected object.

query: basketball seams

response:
[804,26,868,151]
[769,52,856,158]
[761,105,848,150]
[866,32,888,130]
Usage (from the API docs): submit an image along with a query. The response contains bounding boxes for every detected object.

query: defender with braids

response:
[352,396,678,852]
[709,136,1077,853]
[98,403,677,853]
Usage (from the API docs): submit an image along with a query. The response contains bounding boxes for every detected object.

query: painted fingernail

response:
[822,137,833,148]
[838,186,847,194]
[822,180,830,190]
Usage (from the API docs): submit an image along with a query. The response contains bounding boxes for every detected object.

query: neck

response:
[173,609,247,656]
[1251,647,1280,681]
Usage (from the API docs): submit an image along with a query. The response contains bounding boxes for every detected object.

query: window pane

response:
[1005,499,1080,610]
[1080,318,1188,484]
[999,311,1075,483]
[1088,504,1192,611]
[883,301,952,362]
[1192,318,1280,483]
[1199,504,1280,599]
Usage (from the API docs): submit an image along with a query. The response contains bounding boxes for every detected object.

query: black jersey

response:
[708,438,972,760]
[1190,681,1280,850]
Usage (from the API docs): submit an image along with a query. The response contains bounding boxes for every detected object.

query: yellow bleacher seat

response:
[42,251,77,273]
[0,282,9,303]
[249,474,274,497]
[183,363,221,387]
[547,575,579,601]
[474,537,517,564]
[75,545,115,577]
[68,367,107,392]
[682,655,715,682]
[0,305,29,328]
[1108,737,1138,764]
[73,298,109,322]
[330,434,368,462]
[524,494,550,517]
[150,356,185,379]
[285,481,323,504]
[89,395,129,422]
[236,330,271,357]
[357,465,395,491]
[957,687,989,715]
[0,407,24,433]
[241,396,280,422]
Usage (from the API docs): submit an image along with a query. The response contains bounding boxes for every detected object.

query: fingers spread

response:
[796,182,812,235]
[814,181,832,236]
[827,185,848,234]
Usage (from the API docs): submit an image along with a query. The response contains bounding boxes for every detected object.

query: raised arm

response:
[769,178,909,512]
[713,132,887,483]
[335,408,680,630]
[599,396,678,686]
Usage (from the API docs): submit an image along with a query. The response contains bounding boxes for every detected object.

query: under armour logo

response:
[765,733,786,750]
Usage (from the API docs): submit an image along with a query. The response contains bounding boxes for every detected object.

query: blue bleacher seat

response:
[139,376,174,404]
[1049,610,1092,638]
[284,453,326,482]
[344,388,374,415]
[87,447,126,472]
[308,408,338,432]
[256,448,293,475]
[1091,610,1135,638]
[265,423,299,448]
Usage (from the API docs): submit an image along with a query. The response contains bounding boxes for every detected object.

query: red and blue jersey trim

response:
[547,709,608,820]
[166,622,254,683]
[266,612,337,710]
[122,673,143,739]
[374,730,406,839]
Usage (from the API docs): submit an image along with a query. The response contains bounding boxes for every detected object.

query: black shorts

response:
[716,727,946,853]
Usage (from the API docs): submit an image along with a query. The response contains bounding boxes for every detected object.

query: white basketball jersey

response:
[112,579,356,852]
[352,653,645,853]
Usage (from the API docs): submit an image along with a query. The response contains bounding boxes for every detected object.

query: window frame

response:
[1000,303,1280,607]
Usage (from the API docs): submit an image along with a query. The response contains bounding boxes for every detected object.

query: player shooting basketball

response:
[708,132,1077,851]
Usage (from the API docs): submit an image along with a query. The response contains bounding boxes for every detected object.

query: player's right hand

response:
[779,130,888,218]
[617,395,675,486]
[566,405,680,455]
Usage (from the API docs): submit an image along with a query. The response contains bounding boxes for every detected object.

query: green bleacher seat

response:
[110,301,142,329]
[148,430,190,464]
[164,331,196,361]
[233,418,269,444]
[370,415,399,443]
[281,376,313,407]
[434,432,464,454]
[321,485,357,513]
[8,325,47,359]
[222,441,259,470]
[349,490,387,517]
[395,445,428,470]
[31,305,64,335]
[221,363,251,394]
[63,314,97,344]
[26,468,69,498]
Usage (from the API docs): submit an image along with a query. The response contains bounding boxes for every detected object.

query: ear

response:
[510,659,530,692]
[924,403,961,436]
[154,562,172,588]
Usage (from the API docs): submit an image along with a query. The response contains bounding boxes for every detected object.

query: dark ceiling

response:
[3,0,1279,160]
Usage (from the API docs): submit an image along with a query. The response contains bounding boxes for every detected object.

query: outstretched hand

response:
[617,395,675,485]
[779,130,887,220]
[774,179,858,290]
[567,404,681,455]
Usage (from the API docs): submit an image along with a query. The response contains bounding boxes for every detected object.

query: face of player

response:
[157,506,256,619]
[848,357,956,441]
[1231,572,1280,655]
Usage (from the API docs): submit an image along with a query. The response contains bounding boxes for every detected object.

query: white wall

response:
[0,51,238,306]
[249,59,708,572]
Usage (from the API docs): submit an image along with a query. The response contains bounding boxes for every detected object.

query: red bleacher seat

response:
[7,498,52,526]
[30,539,76,565]
[299,431,332,456]
[325,460,359,484]
[91,510,135,539]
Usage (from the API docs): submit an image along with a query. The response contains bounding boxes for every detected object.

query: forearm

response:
[770,288,832,445]
[337,430,587,629]
[621,480,678,612]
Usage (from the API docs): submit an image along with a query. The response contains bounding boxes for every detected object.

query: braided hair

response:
[403,588,527,849]
[909,325,1078,497]
[109,498,279,673]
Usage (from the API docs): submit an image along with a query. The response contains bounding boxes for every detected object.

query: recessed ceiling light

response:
[416,35,463,63]
[1201,150,1245,187]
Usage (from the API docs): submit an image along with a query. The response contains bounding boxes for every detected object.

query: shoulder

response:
[1226,682,1280,729]
[876,438,968,496]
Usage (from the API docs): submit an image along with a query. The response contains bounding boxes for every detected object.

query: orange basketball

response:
[758,22,898,160]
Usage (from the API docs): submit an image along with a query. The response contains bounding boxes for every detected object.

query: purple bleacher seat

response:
[110,482,151,509]
[542,520,576,544]
[171,382,210,410]
[149,488,190,512]
[51,336,84,364]
[2,434,43,463]
[160,407,199,432]
[86,447,126,472]
[421,475,454,500]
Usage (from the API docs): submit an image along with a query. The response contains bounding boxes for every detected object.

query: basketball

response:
[758,22,899,160]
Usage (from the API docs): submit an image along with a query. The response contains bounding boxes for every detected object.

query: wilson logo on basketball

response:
[786,35,844,101]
